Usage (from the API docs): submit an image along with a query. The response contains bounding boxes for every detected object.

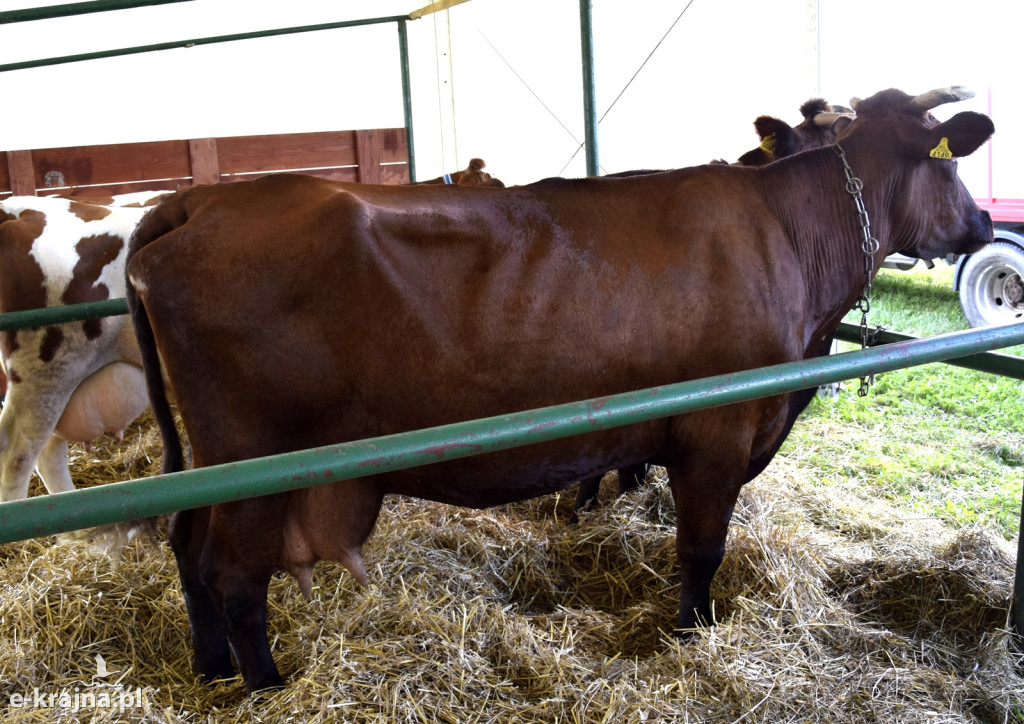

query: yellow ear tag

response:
[929,137,954,160]
[760,133,777,153]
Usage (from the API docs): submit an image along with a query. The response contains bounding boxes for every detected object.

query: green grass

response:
[780,263,1024,537]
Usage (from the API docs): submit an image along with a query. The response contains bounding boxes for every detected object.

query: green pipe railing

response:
[1,321,1022,543]
[6,303,1023,379]
[0,0,192,24]
[1,315,1022,641]
[834,321,1024,380]
[0,298,128,331]
[0,14,412,73]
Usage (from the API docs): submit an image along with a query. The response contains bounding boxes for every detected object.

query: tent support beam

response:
[579,0,599,176]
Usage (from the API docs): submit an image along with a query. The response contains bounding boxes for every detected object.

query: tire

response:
[957,241,1024,327]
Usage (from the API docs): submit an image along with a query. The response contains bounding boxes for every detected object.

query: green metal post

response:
[2,321,1023,544]
[398,18,417,182]
[579,0,599,176]
[0,0,192,24]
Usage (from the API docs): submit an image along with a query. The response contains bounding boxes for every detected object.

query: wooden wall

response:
[0,128,409,198]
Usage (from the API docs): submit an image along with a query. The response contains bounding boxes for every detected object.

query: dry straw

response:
[0,412,1021,722]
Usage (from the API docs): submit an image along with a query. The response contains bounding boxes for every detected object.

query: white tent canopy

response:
[0,0,1015,192]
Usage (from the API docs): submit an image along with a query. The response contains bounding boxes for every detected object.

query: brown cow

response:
[125,87,993,693]
[574,98,855,514]
[417,157,505,187]
[736,98,854,166]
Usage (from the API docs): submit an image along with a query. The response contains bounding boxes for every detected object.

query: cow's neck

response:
[763,147,897,350]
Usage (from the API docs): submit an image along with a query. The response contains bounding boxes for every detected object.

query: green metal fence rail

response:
[0,299,128,331]
[834,321,1024,380]
[2,320,1022,540]
[1,320,1023,645]
[0,14,412,73]
[6,303,1024,379]
[0,0,193,25]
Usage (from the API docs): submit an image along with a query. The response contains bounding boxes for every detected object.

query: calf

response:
[736,98,854,166]
[417,157,505,187]
[0,192,164,503]
[126,87,992,692]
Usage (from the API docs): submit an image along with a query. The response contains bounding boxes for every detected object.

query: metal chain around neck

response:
[833,143,882,396]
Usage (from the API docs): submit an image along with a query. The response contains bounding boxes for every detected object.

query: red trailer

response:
[954,200,1024,327]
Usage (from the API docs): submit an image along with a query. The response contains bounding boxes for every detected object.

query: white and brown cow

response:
[0,191,165,503]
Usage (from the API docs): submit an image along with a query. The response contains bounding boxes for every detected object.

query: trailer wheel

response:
[958,241,1024,327]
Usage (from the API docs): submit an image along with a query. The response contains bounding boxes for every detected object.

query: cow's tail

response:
[125,199,187,476]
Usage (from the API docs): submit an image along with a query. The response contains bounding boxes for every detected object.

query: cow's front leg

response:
[169,508,235,683]
[573,473,605,514]
[616,463,649,495]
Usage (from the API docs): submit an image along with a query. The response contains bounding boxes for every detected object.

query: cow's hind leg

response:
[0,384,70,501]
[169,508,235,683]
[196,504,286,693]
[35,436,75,495]
[214,566,280,693]
[666,454,746,632]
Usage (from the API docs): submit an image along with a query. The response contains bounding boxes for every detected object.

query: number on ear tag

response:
[929,137,954,160]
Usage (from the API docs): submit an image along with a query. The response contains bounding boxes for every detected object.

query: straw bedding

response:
[0,412,1020,723]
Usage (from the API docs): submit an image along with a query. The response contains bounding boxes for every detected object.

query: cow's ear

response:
[829,116,854,135]
[927,111,994,159]
[752,116,795,156]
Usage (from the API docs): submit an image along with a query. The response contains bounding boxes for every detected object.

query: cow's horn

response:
[831,104,854,114]
[907,86,975,112]
[812,111,855,127]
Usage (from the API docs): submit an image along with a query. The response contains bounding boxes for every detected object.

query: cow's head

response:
[839,86,994,261]
[736,99,854,166]
[452,158,505,188]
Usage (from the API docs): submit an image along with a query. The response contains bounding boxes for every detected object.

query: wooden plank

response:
[380,164,410,185]
[1,127,409,196]
[7,150,36,195]
[220,166,361,185]
[52,178,191,198]
[355,129,381,184]
[0,152,11,194]
[188,138,221,185]
[377,127,408,164]
[31,140,192,189]
[217,130,359,175]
